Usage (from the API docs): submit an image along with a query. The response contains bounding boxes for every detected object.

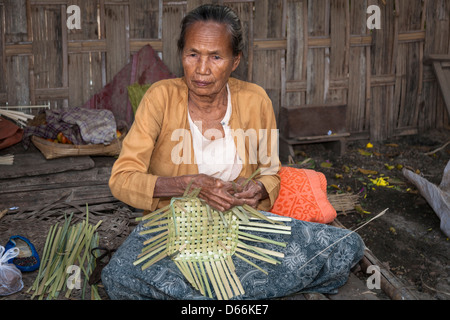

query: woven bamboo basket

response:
[31,131,126,160]
[134,186,292,300]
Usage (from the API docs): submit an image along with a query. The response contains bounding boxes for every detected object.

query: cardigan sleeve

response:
[108,85,165,211]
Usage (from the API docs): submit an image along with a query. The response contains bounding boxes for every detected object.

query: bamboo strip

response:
[204,260,223,300]
[242,204,284,225]
[134,241,167,265]
[215,260,233,299]
[235,253,268,275]
[231,207,249,224]
[226,258,245,295]
[237,241,281,263]
[192,261,206,295]
[235,247,279,265]
[218,210,228,228]
[143,230,169,246]
[238,231,287,248]
[178,261,197,289]
[220,259,240,297]
[143,218,170,228]
[138,205,171,222]
[249,216,292,222]
[241,168,261,187]
[238,225,291,235]
[142,212,171,227]
[240,221,291,231]
[187,260,202,292]
[140,238,168,258]
[0,155,14,165]
[238,243,285,259]
[210,259,229,300]
[206,203,213,223]
[141,250,168,271]
[199,261,213,299]
[139,225,169,235]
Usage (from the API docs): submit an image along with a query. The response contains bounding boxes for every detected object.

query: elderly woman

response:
[102,4,365,300]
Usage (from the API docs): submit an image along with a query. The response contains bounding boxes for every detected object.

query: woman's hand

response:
[154,174,244,212]
[233,178,268,209]
[190,174,244,212]
[154,174,268,212]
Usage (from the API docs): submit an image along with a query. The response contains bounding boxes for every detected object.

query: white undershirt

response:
[188,85,243,181]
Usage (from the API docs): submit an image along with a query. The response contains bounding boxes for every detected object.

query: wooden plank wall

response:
[0,0,449,141]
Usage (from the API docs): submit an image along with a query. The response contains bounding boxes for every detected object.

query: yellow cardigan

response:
[109,77,281,212]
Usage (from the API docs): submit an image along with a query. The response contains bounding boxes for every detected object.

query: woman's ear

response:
[232,52,242,72]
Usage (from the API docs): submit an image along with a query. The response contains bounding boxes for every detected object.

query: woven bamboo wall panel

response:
[0,0,449,141]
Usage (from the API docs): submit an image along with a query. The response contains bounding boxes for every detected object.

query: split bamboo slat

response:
[0,0,448,142]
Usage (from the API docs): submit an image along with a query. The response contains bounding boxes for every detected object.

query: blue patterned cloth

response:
[101,212,365,300]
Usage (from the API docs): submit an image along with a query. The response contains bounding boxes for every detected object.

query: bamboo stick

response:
[134,241,167,265]
[227,259,245,295]
[238,225,291,235]
[240,221,291,230]
[199,261,213,299]
[235,247,279,265]
[235,253,268,275]
[141,250,168,271]
[0,155,14,165]
[209,260,228,300]
[220,259,240,297]
[237,241,282,263]
[204,261,221,299]
[215,260,233,299]
[238,231,287,248]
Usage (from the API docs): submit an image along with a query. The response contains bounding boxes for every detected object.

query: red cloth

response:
[0,117,23,150]
[270,167,337,224]
[82,45,175,127]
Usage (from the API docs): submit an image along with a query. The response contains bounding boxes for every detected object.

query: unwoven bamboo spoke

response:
[237,241,282,263]
[220,259,240,297]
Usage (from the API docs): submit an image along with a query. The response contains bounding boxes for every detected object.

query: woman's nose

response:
[196,56,210,74]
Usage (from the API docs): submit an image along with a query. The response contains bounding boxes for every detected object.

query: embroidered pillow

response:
[270,167,337,224]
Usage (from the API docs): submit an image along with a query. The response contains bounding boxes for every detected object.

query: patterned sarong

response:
[101,212,365,300]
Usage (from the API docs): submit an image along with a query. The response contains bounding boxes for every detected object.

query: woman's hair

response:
[177,4,244,57]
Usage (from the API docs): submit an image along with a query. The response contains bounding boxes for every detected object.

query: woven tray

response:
[134,188,292,300]
[31,132,126,160]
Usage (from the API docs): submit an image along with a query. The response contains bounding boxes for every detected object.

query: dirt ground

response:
[289,128,450,300]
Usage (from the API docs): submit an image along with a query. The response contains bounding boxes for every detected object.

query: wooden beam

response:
[432,61,450,116]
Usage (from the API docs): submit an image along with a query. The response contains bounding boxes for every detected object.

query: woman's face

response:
[182,21,241,99]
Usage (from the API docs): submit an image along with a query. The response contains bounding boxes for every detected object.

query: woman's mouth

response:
[193,80,212,87]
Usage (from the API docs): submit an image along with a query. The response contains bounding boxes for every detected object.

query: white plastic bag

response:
[0,245,24,296]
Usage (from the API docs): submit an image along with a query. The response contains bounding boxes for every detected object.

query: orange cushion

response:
[270,167,337,224]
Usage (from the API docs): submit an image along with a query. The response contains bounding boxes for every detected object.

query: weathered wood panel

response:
[162,1,185,77]
[0,3,5,100]
[0,0,449,142]
[422,0,450,130]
